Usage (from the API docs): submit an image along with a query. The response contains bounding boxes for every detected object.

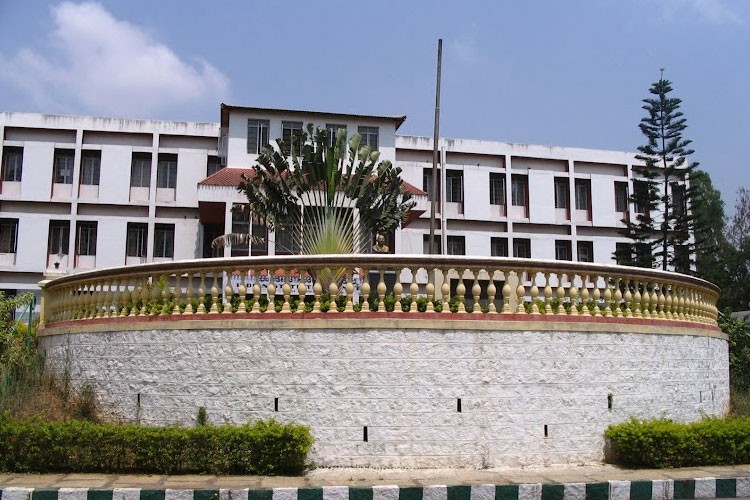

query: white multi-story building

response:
[0,104,652,301]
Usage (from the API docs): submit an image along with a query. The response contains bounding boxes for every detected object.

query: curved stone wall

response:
[39,321,728,468]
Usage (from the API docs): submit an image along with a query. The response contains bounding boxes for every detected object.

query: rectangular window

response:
[153,224,175,258]
[126,223,147,257]
[275,223,301,255]
[157,154,178,188]
[80,151,101,186]
[615,243,631,265]
[1,147,23,182]
[446,170,463,203]
[512,238,531,258]
[675,244,690,273]
[633,180,648,214]
[489,173,505,205]
[491,237,508,257]
[555,240,572,261]
[446,235,465,256]
[48,220,70,256]
[511,175,528,207]
[577,241,594,263]
[206,155,223,177]
[615,182,628,212]
[358,126,379,151]
[231,206,250,257]
[554,177,569,209]
[575,179,591,211]
[282,121,304,156]
[671,182,686,217]
[635,242,653,265]
[53,149,75,184]
[247,119,270,154]
[130,153,152,187]
[251,222,268,255]
[422,234,441,254]
[423,168,440,202]
[325,124,346,147]
[0,219,18,253]
[76,221,97,256]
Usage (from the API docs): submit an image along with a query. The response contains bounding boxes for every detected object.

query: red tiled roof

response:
[401,182,427,196]
[199,167,426,196]
[198,167,254,186]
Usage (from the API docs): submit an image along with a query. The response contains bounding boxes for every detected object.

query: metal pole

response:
[429,39,443,254]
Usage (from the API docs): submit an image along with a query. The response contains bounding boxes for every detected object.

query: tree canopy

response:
[617,74,697,271]
[227,124,415,255]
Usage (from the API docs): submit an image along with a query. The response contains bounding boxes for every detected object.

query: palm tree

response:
[216,124,415,256]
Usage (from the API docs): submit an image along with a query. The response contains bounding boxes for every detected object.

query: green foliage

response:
[0,416,314,475]
[722,312,750,391]
[604,417,750,468]
[0,292,36,383]
[233,125,415,255]
[690,170,728,283]
[618,74,697,272]
[731,389,750,417]
[196,406,208,426]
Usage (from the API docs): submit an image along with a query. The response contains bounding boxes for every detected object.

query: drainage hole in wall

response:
[274,397,278,412]
[457,398,462,413]
[607,393,613,410]
[363,426,368,442]
[544,424,548,438]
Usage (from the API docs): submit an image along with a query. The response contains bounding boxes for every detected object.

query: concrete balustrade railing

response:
[39,254,720,328]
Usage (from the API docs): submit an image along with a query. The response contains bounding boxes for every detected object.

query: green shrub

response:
[196,406,208,426]
[0,416,314,475]
[605,417,750,468]
[722,312,750,392]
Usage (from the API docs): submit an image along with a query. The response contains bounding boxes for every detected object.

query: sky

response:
[0,0,747,214]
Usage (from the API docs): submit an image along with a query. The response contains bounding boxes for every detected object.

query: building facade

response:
[0,105,652,301]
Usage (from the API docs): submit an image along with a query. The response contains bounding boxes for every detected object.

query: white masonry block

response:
[738,478,750,498]
[113,489,142,500]
[694,478,716,499]
[470,484,496,500]
[372,485,400,500]
[423,485,447,500]
[322,486,349,500]
[651,480,674,500]
[608,481,631,500]
[1,488,33,500]
[272,488,298,500]
[166,490,194,500]
[519,484,543,500]
[58,489,88,500]
[563,483,586,500]
[220,489,249,500]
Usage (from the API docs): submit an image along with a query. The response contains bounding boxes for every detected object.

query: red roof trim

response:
[199,167,426,196]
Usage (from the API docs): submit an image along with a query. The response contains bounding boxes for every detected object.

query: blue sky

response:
[0,0,747,214]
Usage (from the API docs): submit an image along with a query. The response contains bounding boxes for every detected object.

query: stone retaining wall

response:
[39,324,729,468]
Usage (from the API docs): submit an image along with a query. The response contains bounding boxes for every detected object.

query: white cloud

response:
[0,2,229,117]
[449,31,482,67]
[658,0,742,25]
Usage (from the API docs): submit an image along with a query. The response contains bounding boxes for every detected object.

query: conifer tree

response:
[617,72,697,271]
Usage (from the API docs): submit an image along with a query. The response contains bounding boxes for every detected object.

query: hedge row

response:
[0,416,314,475]
[605,417,750,468]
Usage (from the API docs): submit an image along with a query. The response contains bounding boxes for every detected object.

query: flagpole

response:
[429,38,442,255]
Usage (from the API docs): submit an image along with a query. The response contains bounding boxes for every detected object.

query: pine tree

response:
[617,72,698,271]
